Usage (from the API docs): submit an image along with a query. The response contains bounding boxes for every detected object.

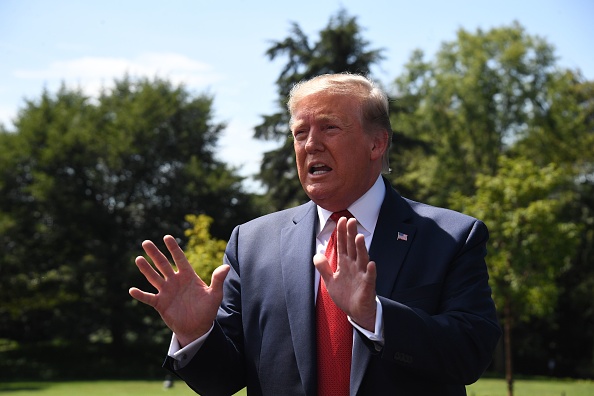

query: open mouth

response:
[309,163,332,175]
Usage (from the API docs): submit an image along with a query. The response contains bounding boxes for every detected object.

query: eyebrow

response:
[317,114,342,124]
[290,120,305,131]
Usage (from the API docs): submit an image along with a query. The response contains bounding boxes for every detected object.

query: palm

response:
[314,218,377,331]
[129,235,229,345]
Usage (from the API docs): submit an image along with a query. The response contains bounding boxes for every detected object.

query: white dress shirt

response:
[169,175,386,366]
[314,175,385,343]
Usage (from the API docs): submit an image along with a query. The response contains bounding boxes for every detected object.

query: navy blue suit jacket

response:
[165,178,501,395]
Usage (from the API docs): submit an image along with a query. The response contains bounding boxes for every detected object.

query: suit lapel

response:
[351,180,417,395]
[369,180,416,298]
[279,185,417,396]
[280,202,318,396]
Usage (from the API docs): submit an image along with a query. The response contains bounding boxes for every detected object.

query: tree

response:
[255,8,385,209]
[390,22,559,206]
[511,71,594,166]
[511,72,594,378]
[183,214,227,282]
[0,77,260,378]
[390,26,594,380]
[451,156,581,395]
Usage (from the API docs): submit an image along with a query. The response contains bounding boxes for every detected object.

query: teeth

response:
[310,164,329,175]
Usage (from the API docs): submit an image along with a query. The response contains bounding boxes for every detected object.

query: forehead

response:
[290,92,361,126]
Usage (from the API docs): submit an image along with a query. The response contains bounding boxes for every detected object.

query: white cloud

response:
[13,52,224,97]
[6,52,278,192]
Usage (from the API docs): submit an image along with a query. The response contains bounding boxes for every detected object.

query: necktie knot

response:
[330,210,353,224]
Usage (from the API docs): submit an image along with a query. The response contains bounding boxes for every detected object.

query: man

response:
[129,73,501,395]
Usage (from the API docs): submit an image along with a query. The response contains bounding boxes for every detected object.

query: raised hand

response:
[313,217,377,332]
[129,235,230,346]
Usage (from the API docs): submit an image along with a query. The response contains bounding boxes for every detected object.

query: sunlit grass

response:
[1,377,593,396]
[466,377,594,396]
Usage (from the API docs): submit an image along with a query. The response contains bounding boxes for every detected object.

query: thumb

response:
[210,264,231,291]
[128,287,156,307]
[313,253,333,280]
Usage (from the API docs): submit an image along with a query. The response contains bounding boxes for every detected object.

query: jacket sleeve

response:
[163,225,247,396]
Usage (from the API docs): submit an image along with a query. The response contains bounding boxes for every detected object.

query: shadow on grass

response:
[0,382,48,392]
[0,342,167,381]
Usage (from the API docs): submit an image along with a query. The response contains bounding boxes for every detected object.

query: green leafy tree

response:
[183,214,227,282]
[391,22,559,205]
[255,8,385,209]
[512,71,594,166]
[0,77,259,377]
[451,156,581,395]
[511,72,594,378]
[391,25,594,378]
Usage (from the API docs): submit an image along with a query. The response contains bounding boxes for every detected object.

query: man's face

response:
[291,92,385,212]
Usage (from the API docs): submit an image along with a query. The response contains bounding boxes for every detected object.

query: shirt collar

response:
[317,175,385,235]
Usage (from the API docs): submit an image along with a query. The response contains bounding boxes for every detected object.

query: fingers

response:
[336,217,362,255]
[163,235,194,272]
[335,217,370,272]
[128,287,157,307]
[366,261,377,284]
[130,254,163,307]
[335,217,350,257]
[140,235,195,278]
[347,218,360,258]
[142,239,176,279]
[135,255,166,289]
[354,234,370,270]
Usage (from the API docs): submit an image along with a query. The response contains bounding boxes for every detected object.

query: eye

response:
[292,129,307,141]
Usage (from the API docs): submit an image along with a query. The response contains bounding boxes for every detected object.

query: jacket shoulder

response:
[231,201,315,236]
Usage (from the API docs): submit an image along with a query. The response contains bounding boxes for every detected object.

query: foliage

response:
[390,22,560,205]
[511,72,594,167]
[0,77,259,363]
[391,23,594,382]
[451,155,582,393]
[255,8,385,209]
[452,156,580,321]
[183,214,227,282]
[1,13,593,383]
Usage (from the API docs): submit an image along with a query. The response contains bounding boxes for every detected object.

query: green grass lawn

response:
[0,380,206,396]
[1,378,592,395]
[466,377,594,396]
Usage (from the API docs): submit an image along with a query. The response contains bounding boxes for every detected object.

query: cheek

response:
[294,143,304,163]
[294,146,307,174]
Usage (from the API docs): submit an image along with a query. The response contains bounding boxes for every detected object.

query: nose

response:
[304,129,324,153]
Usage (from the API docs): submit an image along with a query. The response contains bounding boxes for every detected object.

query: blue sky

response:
[1,0,593,191]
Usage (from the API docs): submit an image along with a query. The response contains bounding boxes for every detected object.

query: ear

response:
[369,129,389,161]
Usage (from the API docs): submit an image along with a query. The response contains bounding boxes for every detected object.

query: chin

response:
[304,185,329,202]
[306,189,345,211]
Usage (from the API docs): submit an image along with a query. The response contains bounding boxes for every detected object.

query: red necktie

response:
[316,210,353,396]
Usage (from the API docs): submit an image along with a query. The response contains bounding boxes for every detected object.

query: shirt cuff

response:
[348,296,384,347]
[167,322,215,369]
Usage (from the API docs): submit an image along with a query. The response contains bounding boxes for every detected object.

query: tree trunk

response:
[504,294,514,396]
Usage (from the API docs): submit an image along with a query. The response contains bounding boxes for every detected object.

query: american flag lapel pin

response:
[397,232,408,241]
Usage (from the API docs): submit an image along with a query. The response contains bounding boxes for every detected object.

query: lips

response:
[309,163,332,175]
